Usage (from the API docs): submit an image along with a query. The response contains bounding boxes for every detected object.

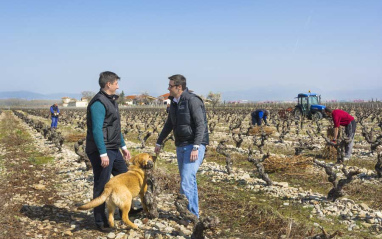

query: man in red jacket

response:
[325,107,357,160]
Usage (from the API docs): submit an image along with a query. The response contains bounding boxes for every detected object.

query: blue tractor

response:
[294,92,326,120]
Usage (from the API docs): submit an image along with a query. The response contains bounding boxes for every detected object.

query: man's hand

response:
[122,149,131,161]
[190,150,198,162]
[100,155,110,168]
[154,145,161,154]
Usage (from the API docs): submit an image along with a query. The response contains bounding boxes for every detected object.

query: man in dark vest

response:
[155,74,209,219]
[85,71,131,232]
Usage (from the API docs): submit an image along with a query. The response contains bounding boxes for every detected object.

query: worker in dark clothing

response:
[155,74,209,218]
[251,109,269,126]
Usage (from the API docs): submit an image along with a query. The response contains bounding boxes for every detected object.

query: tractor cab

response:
[294,92,326,120]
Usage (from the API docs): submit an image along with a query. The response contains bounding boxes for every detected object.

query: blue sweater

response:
[90,101,126,155]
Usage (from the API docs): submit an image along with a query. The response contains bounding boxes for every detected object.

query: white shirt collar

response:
[173,97,180,103]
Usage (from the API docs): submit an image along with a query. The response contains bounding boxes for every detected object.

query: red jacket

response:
[332,109,354,127]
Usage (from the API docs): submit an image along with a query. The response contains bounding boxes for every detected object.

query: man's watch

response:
[192,146,199,151]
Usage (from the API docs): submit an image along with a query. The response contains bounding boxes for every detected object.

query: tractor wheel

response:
[312,112,323,121]
[294,109,303,120]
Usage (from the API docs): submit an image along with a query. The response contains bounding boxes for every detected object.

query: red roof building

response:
[125,95,138,100]
[158,93,170,100]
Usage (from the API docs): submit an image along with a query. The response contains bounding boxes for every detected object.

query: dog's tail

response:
[77,187,112,210]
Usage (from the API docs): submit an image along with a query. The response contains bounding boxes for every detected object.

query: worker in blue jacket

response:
[50,103,60,129]
[251,109,269,126]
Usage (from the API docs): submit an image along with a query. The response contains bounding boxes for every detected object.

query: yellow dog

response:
[77,153,155,229]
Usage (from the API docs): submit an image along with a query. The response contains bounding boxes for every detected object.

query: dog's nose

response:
[146,160,154,168]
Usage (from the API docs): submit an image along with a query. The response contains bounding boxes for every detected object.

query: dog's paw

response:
[135,227,143,232]
[131,224,139,230]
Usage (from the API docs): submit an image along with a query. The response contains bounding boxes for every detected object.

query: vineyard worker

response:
[155,74,209,218]
[50,103,60,129]
[251,109,269,126]
[324,107,357,160]
[85,71,132,232]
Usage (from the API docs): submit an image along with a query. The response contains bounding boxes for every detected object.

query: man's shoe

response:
[179,219,190,226]
[96,225,115,233]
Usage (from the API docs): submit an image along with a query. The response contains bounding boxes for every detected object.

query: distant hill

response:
[221,86,382,102]
[0,91,81,100]
[1,88,380,103]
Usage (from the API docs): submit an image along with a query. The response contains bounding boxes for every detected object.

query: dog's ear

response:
[129,155,138,164]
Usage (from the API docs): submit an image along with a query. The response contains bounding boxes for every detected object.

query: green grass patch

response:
[157,157,179,174]
[0,111,55,165]
[28,156,55,165]
[0,155,5,174]
[347,158,376,171]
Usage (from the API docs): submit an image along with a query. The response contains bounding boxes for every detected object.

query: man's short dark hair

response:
[168,74,186,90]
[324,107,332,113]
[99,71,120,88]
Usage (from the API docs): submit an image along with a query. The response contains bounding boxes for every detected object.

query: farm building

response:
[62,97,88,107]
[158,93,171,105]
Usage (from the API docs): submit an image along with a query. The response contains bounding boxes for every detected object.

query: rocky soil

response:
[2,111,382,238]
[1,112,199,239]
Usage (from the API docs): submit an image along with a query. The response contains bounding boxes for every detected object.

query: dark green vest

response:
[86,90,121,154]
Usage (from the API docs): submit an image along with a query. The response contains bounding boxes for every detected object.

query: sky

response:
[1,0,381,99]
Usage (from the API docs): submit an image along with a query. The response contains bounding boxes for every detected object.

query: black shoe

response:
[179,219,191,226]
[129,208,143,215]
[96,225,115,233]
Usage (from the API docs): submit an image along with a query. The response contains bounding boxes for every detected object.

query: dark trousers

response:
[251,110,267,126]
[87,149,128,227]
[252,115,267,126]
[344,120,357,158]
[253,116,262,126]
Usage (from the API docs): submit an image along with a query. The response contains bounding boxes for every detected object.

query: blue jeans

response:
[176,144,206,218]
[51,117,58,128]
[87,149,128,227]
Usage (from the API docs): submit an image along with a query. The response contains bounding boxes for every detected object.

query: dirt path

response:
[0,111,97,238]
[1,111,196,239]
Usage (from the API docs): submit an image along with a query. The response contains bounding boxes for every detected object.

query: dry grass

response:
[263,155,314,173]
[198,175,312,238]
[65,134,86,142]
[248,126,275,136]
[321,127,338,160]
[344,181,382,210]
[321,145,337,161]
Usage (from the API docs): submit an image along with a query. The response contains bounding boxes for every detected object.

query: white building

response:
[62,97,88,107]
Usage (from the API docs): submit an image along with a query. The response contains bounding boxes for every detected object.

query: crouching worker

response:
[324,107,356,160]
[251,109,269,126]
